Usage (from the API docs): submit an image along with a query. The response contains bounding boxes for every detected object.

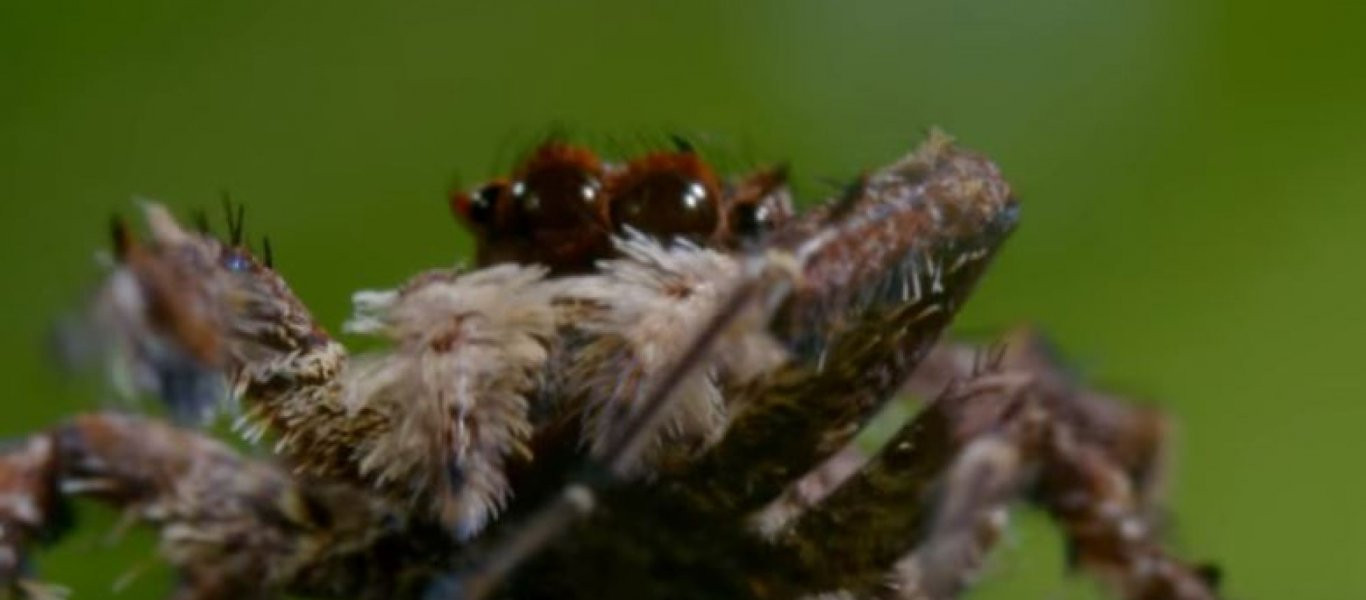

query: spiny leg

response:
[750,442,869,540]
[781,334,1216,599]
[0,413,413,600]
[769,369,1015,595]
[886,389,1203,600]
[80,205,560,536]
[907,333,1172,515]
[755,332,1169,560]
[0,436,62,599]
[48,200,569,595]
[877,374,1046,599]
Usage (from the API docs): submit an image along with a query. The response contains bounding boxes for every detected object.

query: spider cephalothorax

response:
[0,131,1219,600]
[450,139,793,274]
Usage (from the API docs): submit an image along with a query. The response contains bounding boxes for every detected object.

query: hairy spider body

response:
[0,132,1219,600]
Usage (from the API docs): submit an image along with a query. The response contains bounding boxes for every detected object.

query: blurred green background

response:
[3,1,1363,598]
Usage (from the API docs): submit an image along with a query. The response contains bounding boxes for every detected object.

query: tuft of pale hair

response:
[343,264,556,538]
[554,232,788,475]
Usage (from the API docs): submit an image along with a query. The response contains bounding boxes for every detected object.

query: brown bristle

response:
[109,215,133,260]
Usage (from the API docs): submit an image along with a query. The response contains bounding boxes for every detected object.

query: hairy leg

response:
[784,334,1216,599]
[0,413,413,600]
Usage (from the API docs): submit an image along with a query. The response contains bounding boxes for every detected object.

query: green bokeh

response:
[3,2,1362,598]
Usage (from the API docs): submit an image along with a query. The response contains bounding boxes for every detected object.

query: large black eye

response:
[611,172,719,239]
[512,164,601,232]
[471,185,501,223]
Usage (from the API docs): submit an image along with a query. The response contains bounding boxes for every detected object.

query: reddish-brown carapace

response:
[450,139,793,273]
[0,131,1221,600]
[451,142,610,272]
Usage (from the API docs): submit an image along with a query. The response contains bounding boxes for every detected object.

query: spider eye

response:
[731,202,772,237]
[723,167,792,244]
[222,250,252,273]
[610,159,720,240]
[477,184,502,206]
[451,184,503,228]
[511,152,603,233]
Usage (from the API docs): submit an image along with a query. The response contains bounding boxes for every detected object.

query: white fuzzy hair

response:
[343,264,557,538]
[553,233,788,475]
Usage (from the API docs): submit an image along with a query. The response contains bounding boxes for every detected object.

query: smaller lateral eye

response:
[731,202,772,237]
[477,184,502,206]
[722,166,793,245]
[451,183,504,229]
[222,250,252,273]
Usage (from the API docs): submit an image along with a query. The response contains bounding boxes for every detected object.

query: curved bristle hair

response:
[261,236,274,269]
[222,192,246,246]
[109,215,132,260]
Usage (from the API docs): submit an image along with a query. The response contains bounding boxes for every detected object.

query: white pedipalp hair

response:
[554,232,788,475]
[342,264,557,538]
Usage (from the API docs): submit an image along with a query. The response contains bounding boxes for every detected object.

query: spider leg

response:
[750,442,868,540]
[751,337,1010,540]
[79,205,563,536]
[884,434,1020,600]
[1031,413,1213,600]
[0,435,61,597]
[0,413,411,600]
[903,334,1172,519]
[767,367,1031,595]
[782,336,1217,600]
[893,380,1205,600]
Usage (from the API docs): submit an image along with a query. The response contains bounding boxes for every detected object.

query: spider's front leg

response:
[5,200,561,596]
[77,204,559,537]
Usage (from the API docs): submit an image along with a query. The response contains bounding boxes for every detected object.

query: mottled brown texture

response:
[672,131,1018,513]
[784,335,1212,600]
[2,413,431,599]
[459,134,1022,599]
[0,132,1217,600]
[0,436,60,592]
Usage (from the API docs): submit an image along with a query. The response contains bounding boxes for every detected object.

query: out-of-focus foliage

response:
[1,2,1362,598]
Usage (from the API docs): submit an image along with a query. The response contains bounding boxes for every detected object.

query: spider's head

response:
[71,203,323,421]
[451,140,796,273]
[604,148,723,243]
[451,141,611,273]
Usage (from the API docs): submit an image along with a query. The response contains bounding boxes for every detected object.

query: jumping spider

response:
[0,131,1221,599]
